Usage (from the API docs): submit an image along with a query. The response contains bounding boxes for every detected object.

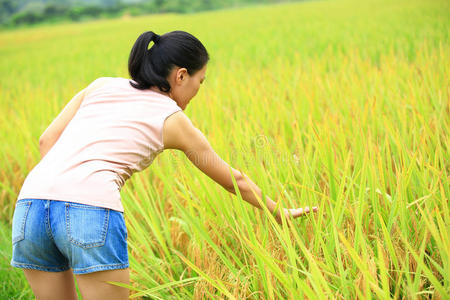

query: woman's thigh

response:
[23,268,78,300]
[75,268,130,300]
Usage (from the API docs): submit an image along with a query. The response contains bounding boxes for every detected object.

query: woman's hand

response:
[275,206,318,225]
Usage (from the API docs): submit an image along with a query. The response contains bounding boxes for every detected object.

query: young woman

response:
[10,30,317,299]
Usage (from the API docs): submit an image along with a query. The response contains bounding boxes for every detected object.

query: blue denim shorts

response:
[10,199,129,275]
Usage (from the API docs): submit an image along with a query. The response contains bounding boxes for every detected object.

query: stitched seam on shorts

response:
[73,263,128,272]
[45,200,55,241]
[12,201,31,244]
[68,203,109,210]
[11,261,69,271]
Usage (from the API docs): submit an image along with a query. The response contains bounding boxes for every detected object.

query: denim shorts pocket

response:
[12,201,32,244]
[65,203,110,249]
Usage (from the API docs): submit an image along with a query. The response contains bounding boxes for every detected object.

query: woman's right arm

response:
[162,111,317,224]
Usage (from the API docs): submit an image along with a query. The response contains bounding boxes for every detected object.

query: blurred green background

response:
[1,0,300,28]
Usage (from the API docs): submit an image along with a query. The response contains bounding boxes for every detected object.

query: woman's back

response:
[18,77,182,211]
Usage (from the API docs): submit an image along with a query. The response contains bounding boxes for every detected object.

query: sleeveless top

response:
[17,77,182,212]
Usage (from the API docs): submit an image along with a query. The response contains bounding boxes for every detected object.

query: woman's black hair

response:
[128,30,209,92]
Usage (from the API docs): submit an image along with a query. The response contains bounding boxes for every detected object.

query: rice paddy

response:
[0,0,448,298]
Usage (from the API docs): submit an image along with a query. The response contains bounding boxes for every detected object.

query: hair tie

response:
[152,34,160,44]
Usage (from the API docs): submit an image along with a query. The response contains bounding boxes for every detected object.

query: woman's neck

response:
[149,86,171,98]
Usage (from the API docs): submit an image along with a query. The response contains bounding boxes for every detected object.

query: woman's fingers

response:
[275,206,318,225]
[287,206,319,217]
[293,207,306,216]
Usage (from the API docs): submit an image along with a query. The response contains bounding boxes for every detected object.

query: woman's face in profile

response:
[171,64,207,110]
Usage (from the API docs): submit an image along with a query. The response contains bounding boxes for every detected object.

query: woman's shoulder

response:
[86,77,120,92]
[91,76,118,85]
[92,76,143,91]
[79,77,116,99]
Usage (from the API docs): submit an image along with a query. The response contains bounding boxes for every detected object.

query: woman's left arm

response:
[39,78,109,158]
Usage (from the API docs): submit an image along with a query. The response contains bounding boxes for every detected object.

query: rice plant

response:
[0,0,448,298]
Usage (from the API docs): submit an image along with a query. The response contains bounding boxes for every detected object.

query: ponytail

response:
[128,30,209,92]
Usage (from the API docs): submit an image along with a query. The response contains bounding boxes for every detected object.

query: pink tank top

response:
[18,77,182,212]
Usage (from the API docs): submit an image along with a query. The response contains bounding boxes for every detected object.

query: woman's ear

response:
[176,68,188,84]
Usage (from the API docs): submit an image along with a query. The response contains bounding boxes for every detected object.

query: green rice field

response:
[0,0,449,298]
